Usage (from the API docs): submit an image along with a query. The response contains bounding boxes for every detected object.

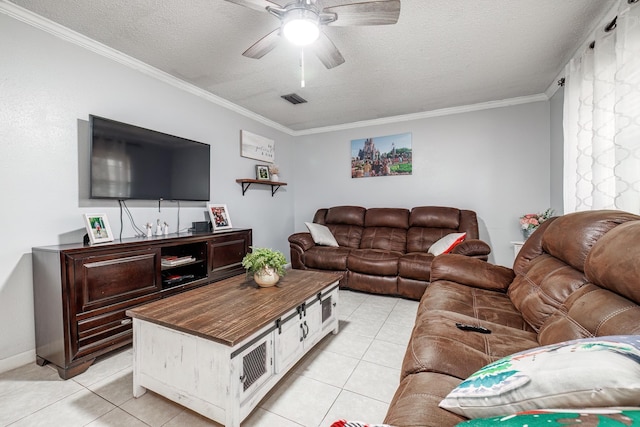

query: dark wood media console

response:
[32,229,252,379]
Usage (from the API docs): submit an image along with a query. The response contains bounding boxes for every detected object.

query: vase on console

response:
[253,266,280,287]
[522,227,536,239]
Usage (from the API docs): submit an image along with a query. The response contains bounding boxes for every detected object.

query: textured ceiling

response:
[7,0,615,132]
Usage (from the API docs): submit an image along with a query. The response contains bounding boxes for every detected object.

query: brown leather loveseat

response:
[288,206,491,300]
[384,209,640,426]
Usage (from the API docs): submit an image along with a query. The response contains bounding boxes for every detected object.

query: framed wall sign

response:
[83,213,114,244]
[241,130,275,163]
[207,204,233,231]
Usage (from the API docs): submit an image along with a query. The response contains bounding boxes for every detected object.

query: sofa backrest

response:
[359,208,409,252]
[406,207,480,253]
[508,210,640,345]
[314,206,366,248]
[313,205,482,253]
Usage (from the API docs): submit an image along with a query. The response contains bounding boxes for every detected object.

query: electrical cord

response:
[119,200,147,237]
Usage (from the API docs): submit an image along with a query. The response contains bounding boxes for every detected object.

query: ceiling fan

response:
[225,0,401,69]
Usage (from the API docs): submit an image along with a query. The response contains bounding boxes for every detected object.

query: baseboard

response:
[0,349,35,374]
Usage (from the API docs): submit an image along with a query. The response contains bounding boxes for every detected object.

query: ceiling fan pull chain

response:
[300,48,306,88]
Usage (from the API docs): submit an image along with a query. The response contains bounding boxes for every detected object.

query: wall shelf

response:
[236,179,287,197]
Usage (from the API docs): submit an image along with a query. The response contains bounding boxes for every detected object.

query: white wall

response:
[293,102,551,267]
[0,13,295,371]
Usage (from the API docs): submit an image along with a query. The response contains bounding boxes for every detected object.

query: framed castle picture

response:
[83,213,114,244]
[351,132,412,178]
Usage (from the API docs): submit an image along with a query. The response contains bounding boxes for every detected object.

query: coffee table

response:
[126,269,342,427]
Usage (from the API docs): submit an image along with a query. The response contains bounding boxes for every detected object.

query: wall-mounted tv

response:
[90,115,211,201]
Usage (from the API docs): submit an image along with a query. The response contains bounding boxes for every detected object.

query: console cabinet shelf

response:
[32,229,252,379]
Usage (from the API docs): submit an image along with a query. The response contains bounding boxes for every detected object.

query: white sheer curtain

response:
[563,0,640,214]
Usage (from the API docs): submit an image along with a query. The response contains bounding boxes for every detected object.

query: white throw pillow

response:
[428,232,466,255]
[305,222,339,247]
[439,335,640,419]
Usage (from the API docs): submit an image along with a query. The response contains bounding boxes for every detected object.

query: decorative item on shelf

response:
[269,164,280,182]
[241,247,287,287]
[256,164,270,181]
[520,208,554,239]
[83,213,114,245]
[207,203,233,231]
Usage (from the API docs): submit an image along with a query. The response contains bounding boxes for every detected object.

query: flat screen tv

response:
[90,115,210,201]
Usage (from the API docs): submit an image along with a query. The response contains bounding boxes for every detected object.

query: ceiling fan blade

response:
[225,0,279,13]
[312,32,345,69]
[242,28,281,59]
[324,0,401,26]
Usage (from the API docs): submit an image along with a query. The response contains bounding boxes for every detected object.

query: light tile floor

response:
[0,290,418,427]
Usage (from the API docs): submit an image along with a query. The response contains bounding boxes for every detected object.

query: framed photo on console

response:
[83,213,114,244]
[256,165,270,181]
[208,204,233,231]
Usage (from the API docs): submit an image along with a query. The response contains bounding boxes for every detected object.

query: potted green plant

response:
[241,247,287,287]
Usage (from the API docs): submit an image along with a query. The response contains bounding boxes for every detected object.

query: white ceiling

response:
[7,0,616,132]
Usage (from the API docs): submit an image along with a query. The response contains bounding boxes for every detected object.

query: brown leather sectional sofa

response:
[288,206,491,300]
[384,209,640,426]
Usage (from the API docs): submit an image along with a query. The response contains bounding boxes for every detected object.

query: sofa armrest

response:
[288,232,317,269]
[288,232,316,251]
[430,253,514,292]
[450,238,491,260]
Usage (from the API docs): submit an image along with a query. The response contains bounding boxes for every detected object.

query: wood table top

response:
[126,270,343,347]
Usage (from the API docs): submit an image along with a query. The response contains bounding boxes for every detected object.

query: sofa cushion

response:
[359,227,407,252]
[384,372,466,427]
[410,206,460,229]
[304,246,352,270]
[325,205,366,226]
[508,254,590,332]
[439,335,640,419]
[418,282,531,331]
[539,210,639,273]
[585,220,640,303]
[407,227,459,252]
[537,282,640,345]
[305,222,339,247]
[364,208,410,228]
[347,249,401,275]
[398,252,435,281]
[326,224,364,248]
[401,309,538,380]
[428,232,466,255]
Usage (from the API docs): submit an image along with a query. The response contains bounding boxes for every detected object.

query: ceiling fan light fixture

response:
[282,9,320,46]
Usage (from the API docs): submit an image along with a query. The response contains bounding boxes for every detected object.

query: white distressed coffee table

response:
[126,270,341,427]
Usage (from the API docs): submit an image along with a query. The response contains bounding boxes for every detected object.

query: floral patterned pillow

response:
[456,409,640,426]
[439,336,640,419]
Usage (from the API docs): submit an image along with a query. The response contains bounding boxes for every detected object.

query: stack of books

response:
[161,255,196,267]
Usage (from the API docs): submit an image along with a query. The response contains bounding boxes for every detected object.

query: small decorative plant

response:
[519,208,554,232]
[268,164,280,175]
[241,247,287,277]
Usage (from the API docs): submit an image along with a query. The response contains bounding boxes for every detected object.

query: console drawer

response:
[76,294,160,358]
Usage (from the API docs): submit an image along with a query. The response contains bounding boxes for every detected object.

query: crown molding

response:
[293,94,549,136]
[0,1,293,135]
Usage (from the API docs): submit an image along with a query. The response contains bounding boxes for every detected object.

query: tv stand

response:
[32,229,251,379]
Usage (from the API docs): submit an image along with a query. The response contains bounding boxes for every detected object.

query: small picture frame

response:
[207,204,233,231]
[83,213,114,244]
[256,165,270,181]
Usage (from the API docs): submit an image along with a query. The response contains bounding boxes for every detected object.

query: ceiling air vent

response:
[281,93,307,105]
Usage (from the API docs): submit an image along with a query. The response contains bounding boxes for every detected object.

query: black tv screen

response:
[90,115,210,201]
